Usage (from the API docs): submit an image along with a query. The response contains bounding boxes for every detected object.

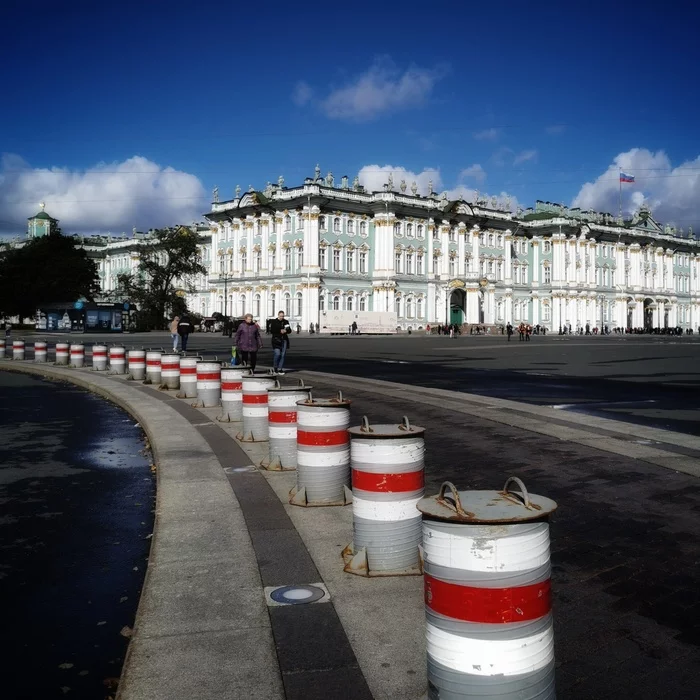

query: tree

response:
[0,231,100,319]
[117,227,206,329]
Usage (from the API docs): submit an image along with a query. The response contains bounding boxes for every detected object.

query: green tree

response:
[0,231,100,318]
[117,227,206,330]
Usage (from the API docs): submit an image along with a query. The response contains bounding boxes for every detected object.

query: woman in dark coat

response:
[234,314,263,370]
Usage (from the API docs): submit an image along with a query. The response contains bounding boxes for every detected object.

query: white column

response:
[458,226,466,277]
[503,229,511,282]
[532,295,540,325]
[532,239,540,284]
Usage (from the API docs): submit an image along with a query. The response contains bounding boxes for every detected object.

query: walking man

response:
[177,314,194,352]
[170,315,180,351]
[269,310,291,375]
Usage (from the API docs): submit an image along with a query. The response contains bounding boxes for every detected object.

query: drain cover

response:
[265,584,329,606]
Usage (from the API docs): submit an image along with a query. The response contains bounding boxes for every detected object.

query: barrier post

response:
[160,353,180,390]
[177,356,198,398]
[55,342,69,365]
[145,350,162,385]
[108,346,126,374]
[12,339,26,360]
[0,339,5,359]
[92,344,108,370]
[217,366,246,422]
[69,343,85,368]
[33,340,48,363]
[127,349,146,380]
[236,372,276,441]
[192,360,221,408]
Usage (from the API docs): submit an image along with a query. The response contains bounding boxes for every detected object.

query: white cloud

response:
[513,149,538,166]
[459,164,486,184]
[473,128,500,142]
[292,81,313,106]
[320,57,447,122]
[0,154,207,235]
[545,124,566,135]
[490,147,513,167]
[572,148,700,228]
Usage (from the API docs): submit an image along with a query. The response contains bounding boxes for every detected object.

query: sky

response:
[1,0,700,236]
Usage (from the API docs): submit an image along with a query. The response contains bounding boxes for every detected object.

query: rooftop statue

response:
[235,184,241,198]
[400,179,407,193]
[352,175,360,191]
[278,175,285,188]
[411,181,418,195]
[213,186,219,203]
[315,164,321,181]
[387,172,394,190]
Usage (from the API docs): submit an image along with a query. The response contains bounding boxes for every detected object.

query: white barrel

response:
[128,349,146,380]
[177,356,198,398]
[217,366,246,422]
[160,353,180,390]
[418,479,558,700]
[236,373,275,441]
[345,417,424,574]
[34,341,48,363]
[69,343,85,368]
[0,339,5,359]
[92,344,108,371]
[194,361,221,407]
[261,382,312,470]
[55,342,69,365]
[12,340,25,360]
[145,351,162,384]
[292,394,352,505]
[109,346,126,374]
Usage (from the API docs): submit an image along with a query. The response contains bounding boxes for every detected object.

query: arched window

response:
[347,295,354,311]
[319,294,326,312]
[333,295,340,311]
[406,297,413,317]
[284,215,291,230]
[254,250,262,273]
[297,246,303,269]
[407,223,413,237]
[417,224,424,238]
[284,292,291,316]
[348,220,354,234]
[395,295,401,315]
[295,292,302,317]
[319,215,326,230]
[360,221,367,235]
[497,301,504,320]
[218,295,223,314]
[268,293,276,318]
[257,220,263,236]
[359,295,366,311]
[489,234,494,247]
[297,214,304,230]
[417,297,423,318]
[254,294,261,318]
[239,294,246,316]
[333,217,341,233]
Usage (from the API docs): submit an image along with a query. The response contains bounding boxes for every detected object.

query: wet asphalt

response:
[0,371,155,700]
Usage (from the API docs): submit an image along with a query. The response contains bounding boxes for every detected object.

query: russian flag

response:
[620,172,635,183]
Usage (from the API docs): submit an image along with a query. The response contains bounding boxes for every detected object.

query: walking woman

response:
[234,314,263,371]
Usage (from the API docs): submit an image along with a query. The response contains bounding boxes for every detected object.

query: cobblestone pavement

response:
[301,374,700,700]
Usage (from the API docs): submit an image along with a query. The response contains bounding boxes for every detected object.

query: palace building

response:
[9,166,700,332]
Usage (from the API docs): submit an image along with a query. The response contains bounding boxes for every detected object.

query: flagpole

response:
[618,168,622,220]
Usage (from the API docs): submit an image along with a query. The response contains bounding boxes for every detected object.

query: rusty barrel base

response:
[216,413,242,423]
[288,484,352,508]
[236,431,269,443]
[259,456,296,472]
[341,543,423,578]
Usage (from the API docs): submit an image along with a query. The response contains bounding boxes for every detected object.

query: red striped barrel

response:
[109,346,126,374]
[145,351,162,384]
[418,479,558,699]
[290,394,351,506]
[194,361,221,407]
[34,341,48,363]
[128,349,146,380]
[0,339,5,359]
[261,382,312,470]
[160,353,180,390]
[69,343,85,368]
[55,342,69,365]
[12,340,25,360]
[92,344,108,371]
[177,356,197,398]
[217,366,245,422]
[344,417,424,575]
[236,373,276,441]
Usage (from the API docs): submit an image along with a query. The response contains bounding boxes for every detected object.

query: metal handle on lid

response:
[398,415,411,431]
[297,379,305,388]
[437,481,468,516]
[360,416,373,433]
[502,476,531,508]
[333,390,344,403]
[274,379,281,388]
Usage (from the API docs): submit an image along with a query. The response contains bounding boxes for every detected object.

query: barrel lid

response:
[417,478,557,524]
[269,379,313,393]
[297,390,351,408]
[348,415,425,438]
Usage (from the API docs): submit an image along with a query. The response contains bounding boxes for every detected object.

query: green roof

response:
[29,211,54,221]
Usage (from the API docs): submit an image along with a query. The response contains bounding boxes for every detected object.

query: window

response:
[514,265,521,284]
[417,224,424,238]
[359,295,366,311]
[346,250,354,273]
[432,255,439,274]
[543,265,551,284]
[254,294,261,318]
[319,216,326,230]
[497,261,503,279]
[284,248,291,271]
[319,248,327,270]
[348,220,354,234]
[297,215,304,231]
[319,294,325,312]
[407,223,413,237]
[268,293,276,317]
[406,297,413,317]
[284,215,291,230]
[229,255,234,272]
[333,295,340,310]
[394,222,401,236]
[333,249,341,271]
[544,240,551,253]
[543,304,551,321]
[219,259,225,274]
[268,251,274,270]
[521,240,528,254]
[522,265,528,284]
[297,246,303,269]
[417,254,424,275]
[488,261,494,275]
[488,234,494,247]
[239,294,246,316]
[406,253,413,274]
[417,297,423,318]
[497,301,504,320]
[449,259,455,276]
[395,253,402,273]
[347,295,354,311]
[257,220,263,236]
[295,292,302,317]
[497,235,503,247]
[433,227,439,240]
[360,221,367,235]
[241,252,247,270]
[284,292,291,316]
[395,296,401,315]
[359,251,367,274]
[449,230,456,242]
[254,251,261,273]
[333,217,341,233]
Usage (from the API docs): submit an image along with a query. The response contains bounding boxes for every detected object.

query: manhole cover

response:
[267,584,327,606]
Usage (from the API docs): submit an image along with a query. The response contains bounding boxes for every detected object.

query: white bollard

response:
[177,356,198,398]
[260,380,312,471]
[69,343,85,368]
[34,341,48,363]
[109,346,126,374]
[12,340,25,360]
[55,342,69,365]
[236,372,276,441]
[217,366,245,422]
[92,344,108,371]
[145,351,162,385]
[193,360,221,407]
[128,349,146,380]
[0,339,5,359]
[289,392,352,507]
[160,353,180,390]
[343,416,425,577]
[417,479,558,700]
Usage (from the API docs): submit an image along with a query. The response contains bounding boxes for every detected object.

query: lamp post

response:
[221,272,231,335]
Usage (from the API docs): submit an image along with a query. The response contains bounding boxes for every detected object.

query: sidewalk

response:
[2,354,699,700]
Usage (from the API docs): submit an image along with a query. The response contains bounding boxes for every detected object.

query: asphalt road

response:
[0,371,155,700]
[29,331,700,435]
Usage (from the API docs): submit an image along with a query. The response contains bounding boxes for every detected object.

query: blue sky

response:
[2,0,700,234]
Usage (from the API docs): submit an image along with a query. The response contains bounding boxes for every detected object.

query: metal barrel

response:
[160,353,180,390]
[217,366,246,422]
[145,351,162,385]
[343,416,425,576]
[128,349,146,380]
[33,341,48,363]
[236,373,276,441]
[109,346,127,374]
[417,479,558,700]
[261,381,312,471]
[194,360,221,407]
[55,342,69,365]
[12,339,25,360]
[69,343,85,368]
[289,393,352,507]
[92,344,108,371]
[0,339,5,359]
[177,356,198,398]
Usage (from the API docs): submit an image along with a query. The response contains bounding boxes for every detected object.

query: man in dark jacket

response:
[269,310,291,375]
[177,314,194,352]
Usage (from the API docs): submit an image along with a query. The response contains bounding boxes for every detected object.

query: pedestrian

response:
[525,324,532,341]
[315,322,319,334]
[4,322,11,339]
[351,321,358,335]
[234,313,263,371]
[269,310,291,375]
[506,323,513,341]
[170,315,180,351]
[177,314,194,352]
[426,324,431,335]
